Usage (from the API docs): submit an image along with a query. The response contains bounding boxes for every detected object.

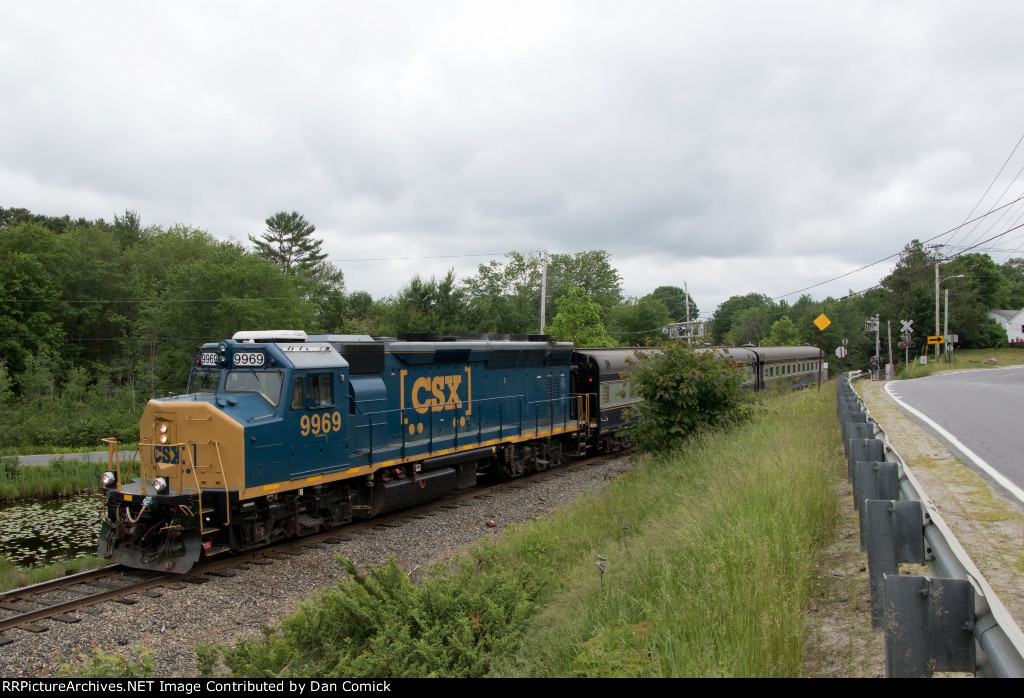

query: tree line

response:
[0,206,1018,447]
[705,240,1020,371]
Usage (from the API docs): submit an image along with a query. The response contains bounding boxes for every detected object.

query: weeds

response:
[206,385,843,678]
[0,457,107,501]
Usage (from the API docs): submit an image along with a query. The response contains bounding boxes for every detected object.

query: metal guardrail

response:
[838,371,1024,677]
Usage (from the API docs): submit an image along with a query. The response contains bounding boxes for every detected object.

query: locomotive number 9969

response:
[300,411,342,436]
[233,352,265,367]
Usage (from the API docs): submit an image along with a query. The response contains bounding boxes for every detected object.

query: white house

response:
[988,309,1024,343]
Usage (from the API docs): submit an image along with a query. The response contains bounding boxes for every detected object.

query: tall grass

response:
[206,385,842,678]
[0,456,107,501]
[495,385,841,677]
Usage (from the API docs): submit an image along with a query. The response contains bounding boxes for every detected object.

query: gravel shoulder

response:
[0,456,632,678]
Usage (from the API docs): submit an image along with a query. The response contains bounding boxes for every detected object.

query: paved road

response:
[884,365,1024,503]
[15,450,135,466]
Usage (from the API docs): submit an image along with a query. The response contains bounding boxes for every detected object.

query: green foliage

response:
[377,270,478,336]
[0,553,110,593]
[549,288,614,347]
[496,386,841,677]
[219,553,549,678]
[976,317,1009,348]
[249,211,327,274]
[0,456,108,501]
[625,342,756,452]
[651,285,699,322]
[463,250,623,332]
[606,296,671,346]
[763,315,799,346]
[58,646,155,678]
[707,292,774,345]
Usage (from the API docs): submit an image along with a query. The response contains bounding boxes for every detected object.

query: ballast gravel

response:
[0,455,633,678]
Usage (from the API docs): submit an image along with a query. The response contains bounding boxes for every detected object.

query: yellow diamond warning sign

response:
[813,314,831,332]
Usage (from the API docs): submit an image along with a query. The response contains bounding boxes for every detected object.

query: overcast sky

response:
[5,1,1024,318]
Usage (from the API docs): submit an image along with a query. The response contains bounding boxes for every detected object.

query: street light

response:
[936,269,965,361]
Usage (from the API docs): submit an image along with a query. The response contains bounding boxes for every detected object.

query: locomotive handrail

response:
[129,440,230,534]
[212,441,230,529]
[349,392,581,461]
[105,438,141,492]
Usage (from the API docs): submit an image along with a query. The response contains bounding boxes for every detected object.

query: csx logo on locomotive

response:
[153,445,186,465]
[400,368,472,434]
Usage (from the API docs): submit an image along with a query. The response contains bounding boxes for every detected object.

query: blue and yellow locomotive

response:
[98,331,589,572]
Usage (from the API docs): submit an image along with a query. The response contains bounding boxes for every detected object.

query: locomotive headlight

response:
[153,476,169,494]
[159,434,168,444]
[159,423,168,434]
[101,471,116,488]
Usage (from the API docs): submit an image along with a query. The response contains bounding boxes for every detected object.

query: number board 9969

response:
[233,352,265,367]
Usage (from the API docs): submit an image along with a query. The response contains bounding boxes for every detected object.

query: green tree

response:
[249,211,327,274]
[606,296,671,346]
[464,250,623,332]
[377,270,477,336]
[650,285,699,322]
[625,342,755,453]
[707,293,774,344]
[997,259,1024,308]
[546,250,623,318]
[763,316,799,346]
[549,287,614,347]
[249,212,346,332]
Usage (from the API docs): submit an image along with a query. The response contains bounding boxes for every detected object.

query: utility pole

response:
[684,280,691,345]
[539,249,548,334]
[887,320,893,379]
[935,259,941,364]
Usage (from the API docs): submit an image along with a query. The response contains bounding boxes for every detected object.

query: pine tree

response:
[249,211,328,274]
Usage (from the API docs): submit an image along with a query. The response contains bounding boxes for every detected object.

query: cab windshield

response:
[224,370,284,407]
[187,369,220,394]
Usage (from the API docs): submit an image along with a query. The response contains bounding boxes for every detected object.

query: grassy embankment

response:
[209,382,843,678]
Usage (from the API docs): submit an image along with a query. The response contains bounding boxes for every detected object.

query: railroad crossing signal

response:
[900,320,913,334]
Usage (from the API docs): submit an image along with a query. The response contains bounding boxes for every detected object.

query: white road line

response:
[883,381,1024,505]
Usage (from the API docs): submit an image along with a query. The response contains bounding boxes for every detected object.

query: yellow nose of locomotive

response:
[98,398,245,573]
[138,399,245,496]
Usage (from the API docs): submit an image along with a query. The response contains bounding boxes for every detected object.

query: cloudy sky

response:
[5,1,1024,318]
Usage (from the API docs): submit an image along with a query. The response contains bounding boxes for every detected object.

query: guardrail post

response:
[865,499,926,626]
[883,575,976,677]
[852,461,899,547]
[847,437,884,482]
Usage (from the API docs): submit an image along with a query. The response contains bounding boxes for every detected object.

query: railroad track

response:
[0,453,622,645]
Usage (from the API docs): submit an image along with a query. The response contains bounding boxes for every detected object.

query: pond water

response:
[0,494,104,567]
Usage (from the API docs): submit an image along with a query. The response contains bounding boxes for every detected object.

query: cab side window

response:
[305,374,334,408]
[291,373,334,409]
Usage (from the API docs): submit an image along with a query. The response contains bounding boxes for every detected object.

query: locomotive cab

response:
[98,334,356,572]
